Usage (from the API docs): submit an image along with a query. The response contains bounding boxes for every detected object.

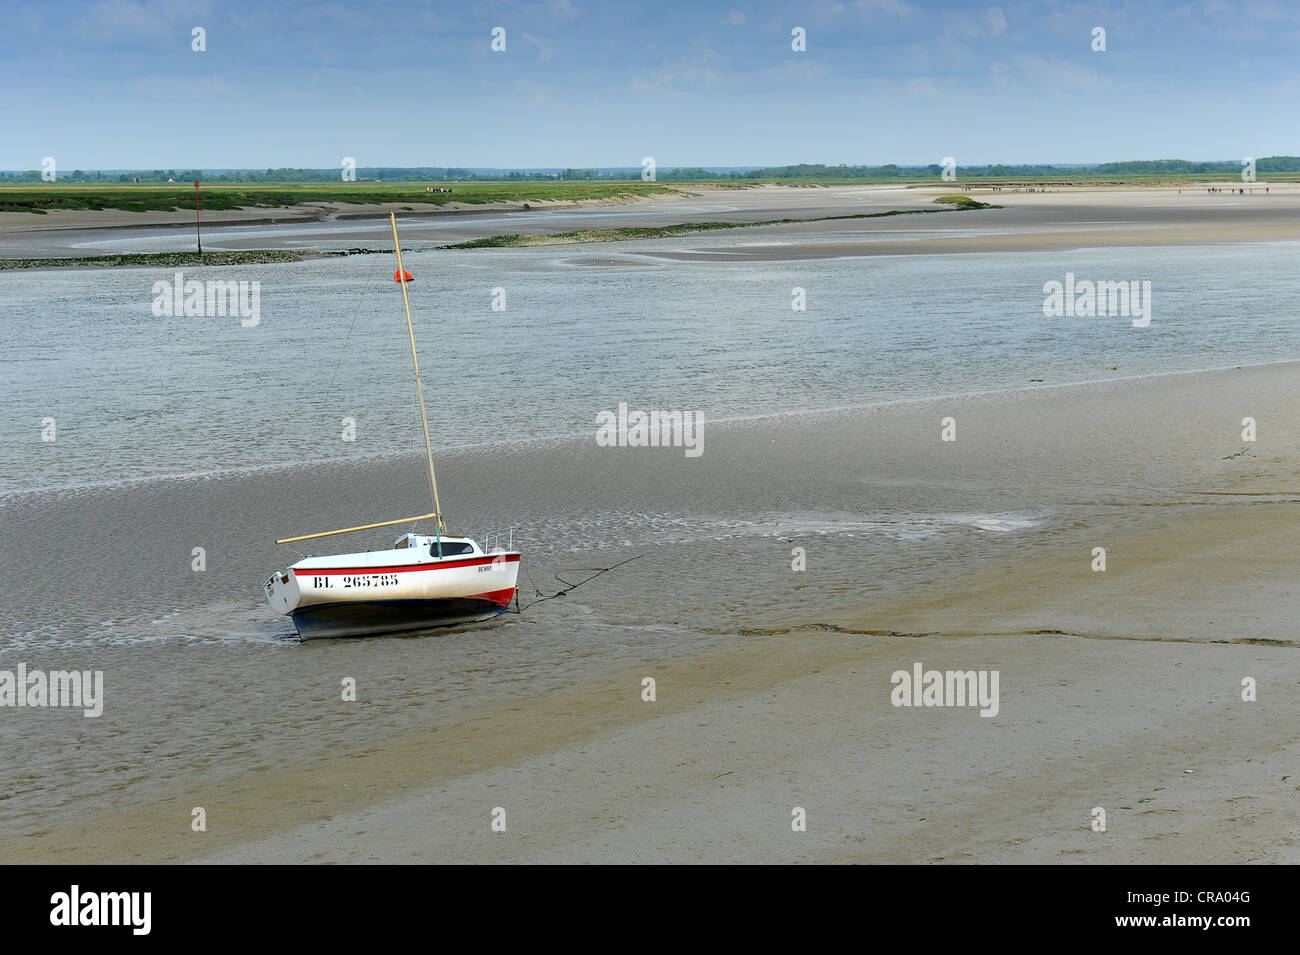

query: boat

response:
[265,530,520,640]
[264,213,521,640]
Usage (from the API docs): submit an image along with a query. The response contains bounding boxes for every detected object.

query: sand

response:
[0,194,675,235]
[6,362,1297,864]
[3,183,1298,259]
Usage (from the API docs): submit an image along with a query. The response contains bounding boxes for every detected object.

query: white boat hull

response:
[266,543,520,640]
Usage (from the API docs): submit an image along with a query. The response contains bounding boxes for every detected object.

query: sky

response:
[1,0,1297,169]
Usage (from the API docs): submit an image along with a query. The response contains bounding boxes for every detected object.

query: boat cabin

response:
[393,533,481,558]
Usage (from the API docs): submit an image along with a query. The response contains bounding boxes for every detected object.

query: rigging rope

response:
[324,261,381,398]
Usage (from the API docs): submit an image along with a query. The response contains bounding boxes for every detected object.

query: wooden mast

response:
[390,212,445,534]
[274,216,446,546]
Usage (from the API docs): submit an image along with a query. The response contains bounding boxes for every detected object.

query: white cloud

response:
[721,10,746,26]
[76,0,210,42]
[521,33,556,62]
[855,0,914,19]
[940,7,1005,40]
[1243,0,1300,21]
[943,17,981,39]
[129,73,232,96]
[1019,54,1107,92]
[514,78,550,107]
[631,40,722,91]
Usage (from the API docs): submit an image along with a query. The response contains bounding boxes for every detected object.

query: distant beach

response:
[2,183,1298,260]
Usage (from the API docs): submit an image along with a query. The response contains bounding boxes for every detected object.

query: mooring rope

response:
[511,554,643,613]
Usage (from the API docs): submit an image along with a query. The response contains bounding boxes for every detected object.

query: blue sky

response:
[2,0,1297,169]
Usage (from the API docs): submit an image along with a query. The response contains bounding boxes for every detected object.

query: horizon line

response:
[2,157,1294,176]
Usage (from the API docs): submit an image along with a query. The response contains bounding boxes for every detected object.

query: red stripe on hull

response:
[294,554,520,576]
[468,588,517,607]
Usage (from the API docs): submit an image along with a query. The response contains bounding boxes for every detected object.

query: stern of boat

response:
[264,569,301,615]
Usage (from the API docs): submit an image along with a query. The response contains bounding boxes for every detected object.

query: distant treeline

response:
[730,158,1300,179]
[2,158,1299,183]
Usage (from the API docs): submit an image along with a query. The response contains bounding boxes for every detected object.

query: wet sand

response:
[0,192,686,235]
[3,183,1297,260]
[6,362,1297,864]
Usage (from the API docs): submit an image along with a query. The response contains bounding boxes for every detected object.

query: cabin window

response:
[430,541,473,557]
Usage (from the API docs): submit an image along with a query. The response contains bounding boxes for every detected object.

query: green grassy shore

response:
[0,180,686,215]
[3,169,1294,217]
[0,250,355,271]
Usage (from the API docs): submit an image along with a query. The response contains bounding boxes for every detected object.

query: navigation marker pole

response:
[194,180,202,256]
